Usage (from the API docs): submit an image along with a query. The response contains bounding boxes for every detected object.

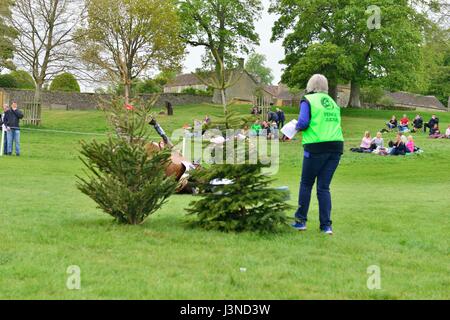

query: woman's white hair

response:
[306,74,329,94]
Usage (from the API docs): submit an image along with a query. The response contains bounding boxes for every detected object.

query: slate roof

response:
[387,91,447,111]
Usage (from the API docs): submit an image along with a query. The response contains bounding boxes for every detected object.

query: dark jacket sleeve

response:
[13,109,24,119]
[3,112,9,126]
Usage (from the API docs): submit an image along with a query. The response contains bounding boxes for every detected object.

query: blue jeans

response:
[294,152,341,229]
[2,130,7,154]
[6,129,20,155]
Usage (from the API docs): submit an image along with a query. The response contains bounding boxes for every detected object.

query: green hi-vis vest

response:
[302,93,344,145]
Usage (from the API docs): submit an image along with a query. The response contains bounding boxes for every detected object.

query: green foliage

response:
[50,73,80,92]
[0,73,17,88]
[418,26,450,106]
[282,42,353,89]
[77,98,177,225]
[179,0,263,65]
[181,87,211,96]
[361,86,385,105]
[10,70,35,89]
[245,53,274,85]
[134,78,161,94]
[0,0,17,71]
[208,110,254,131]
[270,0,426,105]
[378,96,395,108]
[187,163,291,233]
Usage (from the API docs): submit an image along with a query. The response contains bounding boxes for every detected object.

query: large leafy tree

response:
[280,42,353,101]
[412,23,450,105]
[11,0,83,102]
[245,53,275,85]
[271,0,426,107]
[76,0,184,103]
[179,0,263,112]
[0,0,17,71]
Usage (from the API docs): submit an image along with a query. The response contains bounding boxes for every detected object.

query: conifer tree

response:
[77,98,177,225]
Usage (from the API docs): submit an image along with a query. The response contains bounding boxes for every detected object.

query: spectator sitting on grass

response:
[424,114,439,133]
[411,115,423,133]
[429,124,444,139]
[406,135,415,153]
[251,120,262,136]
[261,120,271,138]
[446,125,450,138]
[360,131,372,151]
[381,115,397,133]
[399,114,410,133]
[271,121,279,139]
[371,132,384,149]
[351,131,373,153]
[389,133,407,156]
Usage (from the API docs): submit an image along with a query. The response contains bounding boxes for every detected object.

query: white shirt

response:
[1,113,7,132]
[446,128,450,136]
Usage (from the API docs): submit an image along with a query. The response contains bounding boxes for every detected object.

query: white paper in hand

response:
[281,119,298,140]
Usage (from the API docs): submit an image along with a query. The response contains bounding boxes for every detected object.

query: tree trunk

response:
[329,84,338,102]
[34,82,43,104]
[221,88,227,114]
[124,82,131,104]
[348,80,361,108]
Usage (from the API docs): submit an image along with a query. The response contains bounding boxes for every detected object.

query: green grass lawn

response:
[0,104,449,299]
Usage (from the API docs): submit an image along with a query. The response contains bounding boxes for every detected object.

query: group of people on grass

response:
[250,119,280,139]
[1,102,23,156]
[382,113,450,138]
[351,131,421,156]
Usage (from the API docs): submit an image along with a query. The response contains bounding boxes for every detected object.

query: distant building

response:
[385,92,447,112]
[265,83,350,107]
[163,74,208,93]
[264,83,448,112]
[164,70,273,104]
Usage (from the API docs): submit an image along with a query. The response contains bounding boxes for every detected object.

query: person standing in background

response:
[4,102,24,156]
[276,108,285,129]
[1,104,10,155]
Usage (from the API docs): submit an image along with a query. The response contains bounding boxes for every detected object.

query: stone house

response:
[163,74,208,93]
[164,71,273,104]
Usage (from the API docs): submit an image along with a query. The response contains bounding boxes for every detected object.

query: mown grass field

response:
[0,104,449,299]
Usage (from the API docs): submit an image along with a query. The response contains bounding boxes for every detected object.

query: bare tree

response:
[75,0,185,104]
[10,0,85,102]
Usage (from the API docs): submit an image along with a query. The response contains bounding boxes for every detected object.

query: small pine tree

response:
[187,163,291,233]
[77,98,177,225]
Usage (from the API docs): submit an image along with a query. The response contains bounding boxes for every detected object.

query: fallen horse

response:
[146,117,198,193]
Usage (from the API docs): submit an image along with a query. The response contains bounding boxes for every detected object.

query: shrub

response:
[0,74,17,88]
[378,96,396,108]
[361,86,385,104]
[134,79,161,94]
[187,163,291,233]
[10,70,35,89]
[181,87,210,96]
[50,73,80,92]
[77,98,178,225]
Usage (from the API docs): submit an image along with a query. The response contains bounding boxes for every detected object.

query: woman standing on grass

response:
[292,74,344,235]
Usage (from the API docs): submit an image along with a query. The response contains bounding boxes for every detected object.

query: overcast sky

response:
[182,0,285,85]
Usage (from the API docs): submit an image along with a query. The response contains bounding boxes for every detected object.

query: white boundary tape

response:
[19,127,107,136]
